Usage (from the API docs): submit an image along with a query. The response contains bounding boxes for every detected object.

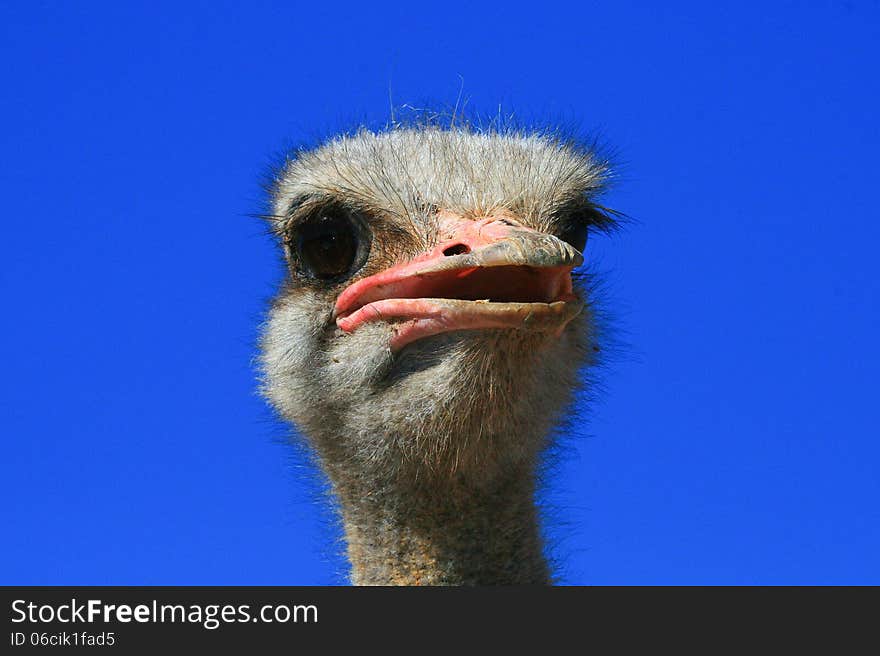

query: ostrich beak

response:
[334,216,585,351]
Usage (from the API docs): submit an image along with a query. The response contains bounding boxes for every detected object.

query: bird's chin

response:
[338,297,585,352]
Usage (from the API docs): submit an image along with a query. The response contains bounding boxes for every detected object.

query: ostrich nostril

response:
[442,243,471,256]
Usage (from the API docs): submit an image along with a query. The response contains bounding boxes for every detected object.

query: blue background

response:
[2,1,878,585]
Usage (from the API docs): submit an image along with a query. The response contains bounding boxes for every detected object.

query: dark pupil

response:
[560,223,588,252]
[297,214,357,279]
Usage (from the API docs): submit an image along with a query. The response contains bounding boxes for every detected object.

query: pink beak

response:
[334,216,584,351]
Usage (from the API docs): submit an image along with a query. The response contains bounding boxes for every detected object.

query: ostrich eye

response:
[294,211,366,280]
[558,222,588,253]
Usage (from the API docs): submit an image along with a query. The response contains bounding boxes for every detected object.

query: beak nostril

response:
[442,243,471,256]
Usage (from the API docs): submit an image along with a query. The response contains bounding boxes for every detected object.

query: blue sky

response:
[1,1,878,584]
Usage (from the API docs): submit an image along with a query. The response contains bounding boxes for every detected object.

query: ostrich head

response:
[260,125,616,584]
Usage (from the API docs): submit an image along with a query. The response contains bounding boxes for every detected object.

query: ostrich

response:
[259,123,617,585]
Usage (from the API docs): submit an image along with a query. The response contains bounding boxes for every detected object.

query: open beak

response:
[334,216,585,351]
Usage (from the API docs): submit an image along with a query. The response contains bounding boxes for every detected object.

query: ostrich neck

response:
[331,463,549,585]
